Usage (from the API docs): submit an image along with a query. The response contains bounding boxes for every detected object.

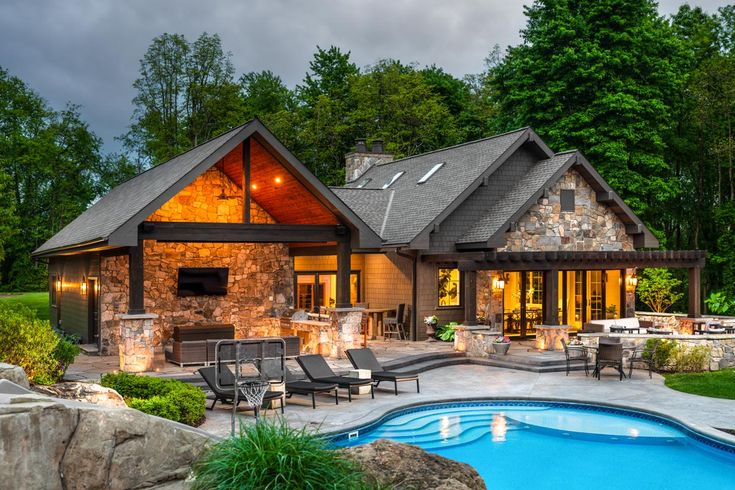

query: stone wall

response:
[580,333,735,370]
[502,169,635,252]
[99,166,294,354]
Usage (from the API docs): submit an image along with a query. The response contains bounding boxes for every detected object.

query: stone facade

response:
[118,313,158,372]
[286,309,363,358]
[502,169,634,252]
[99,167,294,355]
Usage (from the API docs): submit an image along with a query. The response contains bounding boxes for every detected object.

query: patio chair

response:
[595,340,625,381]
[560,339,589,377]
[296,354,374,402]
[283,367,339,409]
[197,366,284,416]
[383,304,405,340]
[346,348,420,395]
[628,341,657,379]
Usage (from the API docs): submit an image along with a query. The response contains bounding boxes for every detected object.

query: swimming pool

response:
[333,401,735,489]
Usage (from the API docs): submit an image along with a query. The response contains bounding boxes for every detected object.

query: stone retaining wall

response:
[579,333,735,370]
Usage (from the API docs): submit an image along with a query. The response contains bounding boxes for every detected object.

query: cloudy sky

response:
[0,0,728,153]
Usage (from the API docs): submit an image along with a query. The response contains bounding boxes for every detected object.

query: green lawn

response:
[0,292,50,321]
[664,369,735,400]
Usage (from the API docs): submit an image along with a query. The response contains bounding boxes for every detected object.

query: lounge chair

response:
[296,354,374,402]
[346,348,420,395]
[197,366,284,416]
[284,368,339,409]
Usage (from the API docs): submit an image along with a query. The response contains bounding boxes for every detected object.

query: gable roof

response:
[33,119,381,257]
[334,133,659,250]
[333,127,556,247]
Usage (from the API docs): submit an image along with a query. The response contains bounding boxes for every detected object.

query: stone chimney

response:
[345,139,394,183]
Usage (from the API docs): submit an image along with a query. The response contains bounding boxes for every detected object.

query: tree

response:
[637,268,684,313]
[124,33,244,165]
[490,0,685,237]
[0,68,104,290]
[240,70,294,118]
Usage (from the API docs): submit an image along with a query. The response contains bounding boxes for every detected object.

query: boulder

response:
[340,439,486,490]
[0,383,211,490]
[0,362,30,388]
[33,382,127,408]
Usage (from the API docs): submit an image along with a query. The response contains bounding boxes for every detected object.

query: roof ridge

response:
[373,127,530,167]
[109,120,252,189]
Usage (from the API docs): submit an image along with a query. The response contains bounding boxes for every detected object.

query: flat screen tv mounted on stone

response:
[177,267,229,296]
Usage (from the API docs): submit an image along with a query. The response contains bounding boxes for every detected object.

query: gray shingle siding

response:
[429,144,540,252]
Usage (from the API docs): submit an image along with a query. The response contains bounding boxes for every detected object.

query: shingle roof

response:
[331,188,394,238]
[457,152,577,245]
[332,128,534,245]
[34,124,248,255]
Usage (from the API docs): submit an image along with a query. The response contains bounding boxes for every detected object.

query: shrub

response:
[435,322,458,342]
[192,419,375,490]
[643,338,712,373]
[101,372,205,426]
[672,344,711,372]
[0,303,79,385]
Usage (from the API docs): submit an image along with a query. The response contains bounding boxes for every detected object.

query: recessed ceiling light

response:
[275,177,282,184]
[251,183,257,190]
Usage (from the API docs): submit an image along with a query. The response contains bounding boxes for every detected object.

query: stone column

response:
[329,307,363,358]
[118,313,159,372]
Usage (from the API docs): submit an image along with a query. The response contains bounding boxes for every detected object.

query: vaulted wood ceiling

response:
[215,138,338,225]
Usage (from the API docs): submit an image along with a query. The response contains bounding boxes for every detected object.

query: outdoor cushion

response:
[173,324,234,342]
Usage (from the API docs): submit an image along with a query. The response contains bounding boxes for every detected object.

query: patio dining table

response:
[362,307,396,339]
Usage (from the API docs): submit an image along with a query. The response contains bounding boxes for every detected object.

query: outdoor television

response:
[177,267,229,297]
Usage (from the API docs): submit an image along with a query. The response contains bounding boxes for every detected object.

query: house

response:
[33,119,705,363]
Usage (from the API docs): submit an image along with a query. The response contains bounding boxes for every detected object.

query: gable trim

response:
[407,128,553,249]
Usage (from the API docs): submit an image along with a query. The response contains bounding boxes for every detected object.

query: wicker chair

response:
[596,339,624,381]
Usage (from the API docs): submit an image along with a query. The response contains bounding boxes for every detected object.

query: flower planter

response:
[492,342,511,355]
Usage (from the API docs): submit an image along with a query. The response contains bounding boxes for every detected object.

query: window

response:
[560,189,575,212]
[438,268,461,306]
[382,171,405,189]
[295,272,360,310]
[417,163,444,184]
[356,178,372,188]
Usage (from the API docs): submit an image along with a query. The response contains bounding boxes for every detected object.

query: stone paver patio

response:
[64,341,735,446]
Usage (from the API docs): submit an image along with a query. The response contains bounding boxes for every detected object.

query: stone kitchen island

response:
[281,308,363,358]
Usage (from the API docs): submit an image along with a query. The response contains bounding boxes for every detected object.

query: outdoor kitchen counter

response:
[285,319,337,357]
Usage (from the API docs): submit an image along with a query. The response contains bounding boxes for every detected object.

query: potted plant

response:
[423,315,438,340]
[492,336,511,355]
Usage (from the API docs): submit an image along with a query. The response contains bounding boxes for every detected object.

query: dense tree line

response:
[0,2,733,311]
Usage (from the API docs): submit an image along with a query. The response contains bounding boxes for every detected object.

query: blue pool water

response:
[334,402,735,489]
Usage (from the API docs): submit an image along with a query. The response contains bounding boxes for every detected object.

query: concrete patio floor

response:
[198,363,735,445]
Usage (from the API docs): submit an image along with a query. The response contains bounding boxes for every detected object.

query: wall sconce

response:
[492,275,506,290]
[55,277,62,292]
[80,276,87,296]
[627,275,638,288]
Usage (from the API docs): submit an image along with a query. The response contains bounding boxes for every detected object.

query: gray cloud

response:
[0,0,728,153]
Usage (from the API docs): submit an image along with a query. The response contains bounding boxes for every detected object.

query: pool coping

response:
[324,396,735,451]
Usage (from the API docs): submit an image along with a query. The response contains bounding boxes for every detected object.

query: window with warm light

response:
[437,268,461,307]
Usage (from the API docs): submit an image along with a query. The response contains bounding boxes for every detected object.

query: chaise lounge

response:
[198,366,284,416]
[296,354,374,402]
[346,348,420,395]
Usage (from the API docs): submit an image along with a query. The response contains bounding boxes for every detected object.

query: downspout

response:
[396,249,418,341]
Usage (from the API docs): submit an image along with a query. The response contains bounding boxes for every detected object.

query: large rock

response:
[340,439,486,490]
[0,362,30,388]
[0,383,211,490]
[33,382,127,408]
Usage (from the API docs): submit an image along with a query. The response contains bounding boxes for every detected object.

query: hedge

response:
[101,372,206,426]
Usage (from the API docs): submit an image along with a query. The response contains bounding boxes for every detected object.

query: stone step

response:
[382,351,465,370]
[78,344,100,355]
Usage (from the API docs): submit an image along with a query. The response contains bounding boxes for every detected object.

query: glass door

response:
[502,271,544,337]
[295,272,360,311]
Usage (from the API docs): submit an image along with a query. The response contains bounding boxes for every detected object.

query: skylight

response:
[382,171,405,189]
[356,178,372,188]
[417,162,444,184]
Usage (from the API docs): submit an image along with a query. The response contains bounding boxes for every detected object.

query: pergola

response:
[424,250,707,326]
